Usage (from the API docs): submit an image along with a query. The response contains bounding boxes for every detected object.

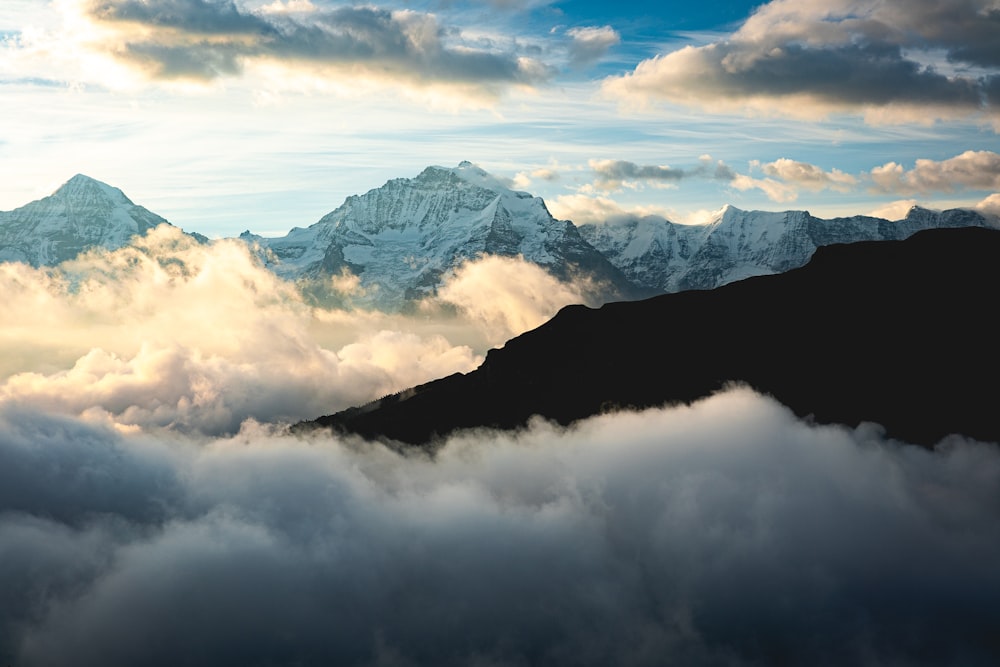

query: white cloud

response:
[2,388,1000,665]
[868,199,920,221]
[730,173,800,203]
[1,226,597,435]
[432,255,592,341]
[975,193,1000,218]
[546,193,676,225]
[870,150,1000,194]
[257,0,316,15]
[566,25,620,67]
[602,0,1000,126]
[759,158,857,192]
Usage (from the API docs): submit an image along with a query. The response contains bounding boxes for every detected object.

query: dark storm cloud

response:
[605,0,1000,122]
[3,388,1000,666]
[84,0,547,87]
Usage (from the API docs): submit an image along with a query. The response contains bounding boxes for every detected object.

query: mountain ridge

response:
[2,167,996,313]
[302,226,1000,448]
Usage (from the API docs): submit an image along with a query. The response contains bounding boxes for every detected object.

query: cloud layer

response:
[604,0,1000,125]
[2,388,1000,666]
[0,226,590,435]
[72,0,548,96]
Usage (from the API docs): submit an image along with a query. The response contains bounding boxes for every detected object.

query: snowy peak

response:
[0,175,175,266]
[52,174,134,206]
[248,162,639,309]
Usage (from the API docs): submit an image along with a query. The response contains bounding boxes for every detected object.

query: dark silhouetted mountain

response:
[0,174,206,266]
[303,227,1000,448]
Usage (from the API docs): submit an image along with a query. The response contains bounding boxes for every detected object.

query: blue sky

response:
[1,0,998,237]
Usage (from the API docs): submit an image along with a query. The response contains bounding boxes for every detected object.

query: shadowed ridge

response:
[300,226,1000,448]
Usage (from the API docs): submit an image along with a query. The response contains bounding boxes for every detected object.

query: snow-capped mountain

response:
[0,174,194,266]
[242,162,642,309]
[578,204,996,293]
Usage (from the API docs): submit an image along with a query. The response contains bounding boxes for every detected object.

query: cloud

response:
[2,388,1000,666]
[975,192,1000,217]
[2,226,595,435]
[868,199,920,221]
[730,173,800,203]
[589,156,735,191]
[71,0,548,95]
[546,193,676,225]
[431,254,592,341]
[566,25,620,68]
[602,0,1000,125]
[258,0,316,15]
[758,158,857,192]
[511,166,561,190]
[870,150,1000,194]
[726,158,857,203]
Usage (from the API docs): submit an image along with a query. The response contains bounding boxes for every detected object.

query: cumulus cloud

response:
[758,157,857,191]
[0,226,598,435]
[729,172,800,203]
[868,199,920,221]
[603,0,1000,125]
[69,0,548,95]
[870,150,1000,194]
[432,254,592,341]
[975,192,1000,217]
[511,166,561,190]
[546,192,676,225]
[566,25,620,68]
[2,388,1000,666]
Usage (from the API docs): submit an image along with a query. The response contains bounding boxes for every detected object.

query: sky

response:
[2,0,999,237]
[3,3,1000,663]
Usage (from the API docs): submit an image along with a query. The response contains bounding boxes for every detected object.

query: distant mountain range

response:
[578,204,992,293]
[1,165,997,310]
[303,226,1000,448]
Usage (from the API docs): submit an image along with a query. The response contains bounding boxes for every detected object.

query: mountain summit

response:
[0,174,176,266]
[242,162,643,309]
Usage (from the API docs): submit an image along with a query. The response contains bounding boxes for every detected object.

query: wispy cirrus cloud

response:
[602,0,1000,126]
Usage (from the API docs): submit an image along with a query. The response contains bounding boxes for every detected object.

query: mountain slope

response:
[0,175,200,266]
[578,205,995,293]
[305,226,1000,448]
[243,162,645,309]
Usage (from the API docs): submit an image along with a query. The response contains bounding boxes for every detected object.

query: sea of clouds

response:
[2,228,999,666]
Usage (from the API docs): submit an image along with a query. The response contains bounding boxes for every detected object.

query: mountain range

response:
[1,165,997,310]
[239,161,644,308]
[304,226,1000,448]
